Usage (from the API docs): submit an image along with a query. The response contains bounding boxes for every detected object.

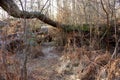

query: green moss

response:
[63,24,90,32]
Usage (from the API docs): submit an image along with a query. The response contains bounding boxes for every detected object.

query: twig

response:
[111,39,120,59]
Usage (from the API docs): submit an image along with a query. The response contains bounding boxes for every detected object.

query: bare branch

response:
[0,0,62,27]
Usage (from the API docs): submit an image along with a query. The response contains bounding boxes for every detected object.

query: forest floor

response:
[0,42,65,80]
[27,43,62,80]
[0,41,120,80]
[1,42,119,80]
[0,23,120,80]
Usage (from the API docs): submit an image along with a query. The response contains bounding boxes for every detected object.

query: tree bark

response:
[0,0,64,28]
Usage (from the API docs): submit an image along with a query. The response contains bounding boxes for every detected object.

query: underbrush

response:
[0,45,120,80]
[0,19,119,80]
[0,45,44,80]
[56,46,120,80]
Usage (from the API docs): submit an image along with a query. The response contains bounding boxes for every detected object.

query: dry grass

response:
[57,46,120,80]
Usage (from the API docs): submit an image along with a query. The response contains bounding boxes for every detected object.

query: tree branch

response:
[0,0,63,28]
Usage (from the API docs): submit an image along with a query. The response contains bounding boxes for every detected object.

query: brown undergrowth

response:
[56,46,120,80]
[0,45,119,80]
[0,45,44,80]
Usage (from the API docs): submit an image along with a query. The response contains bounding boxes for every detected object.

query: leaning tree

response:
[0,0,67,28]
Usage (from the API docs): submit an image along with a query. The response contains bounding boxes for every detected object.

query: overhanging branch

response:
[0,0,64,28]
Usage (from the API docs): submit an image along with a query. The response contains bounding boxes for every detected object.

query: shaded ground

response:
[11,42,63,80]
[0,42,62,80]
[0,42,120,80]
[27,44,61,80]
